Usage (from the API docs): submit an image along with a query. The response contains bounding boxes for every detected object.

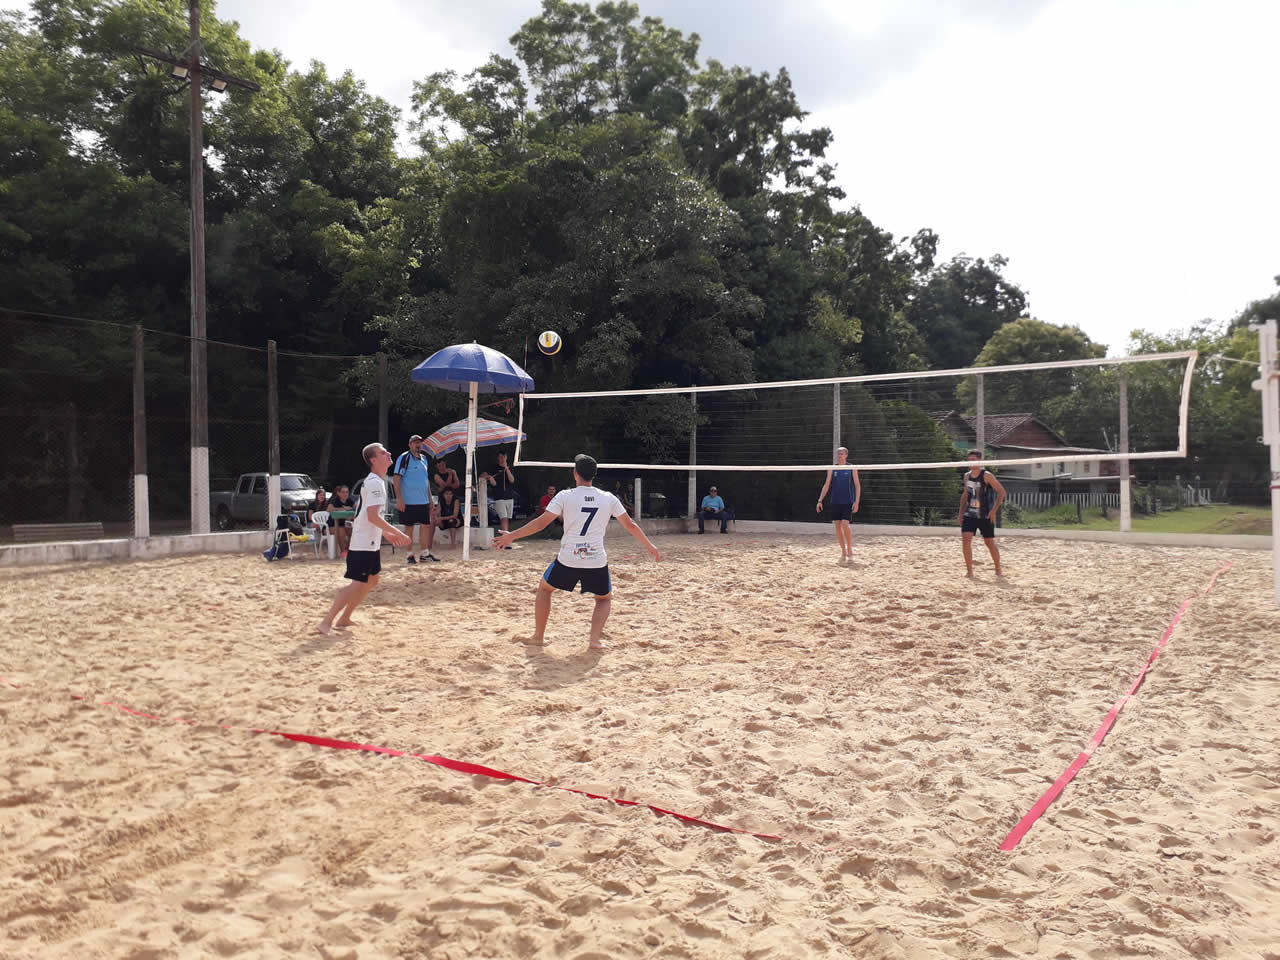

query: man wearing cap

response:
[393,434,439,564]
[698,485,732,534]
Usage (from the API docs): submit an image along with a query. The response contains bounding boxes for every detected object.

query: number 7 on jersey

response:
[578,506,599,536]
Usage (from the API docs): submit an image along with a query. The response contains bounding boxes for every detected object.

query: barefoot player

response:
[817,446,861,559]
[958,449,1007,577]
[494,454,660,649]
[317,443,410,634]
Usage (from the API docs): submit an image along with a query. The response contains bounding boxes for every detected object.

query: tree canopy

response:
[1,0,1275,521]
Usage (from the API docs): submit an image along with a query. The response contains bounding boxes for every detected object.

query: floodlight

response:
[171,64,189,80]
[210,77,227,92]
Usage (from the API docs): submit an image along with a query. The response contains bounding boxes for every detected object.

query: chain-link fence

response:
[0,314,410,543]
[0,313,135,539]
[1,312,1273,544]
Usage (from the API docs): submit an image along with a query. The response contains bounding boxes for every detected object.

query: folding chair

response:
[309,511,332,558]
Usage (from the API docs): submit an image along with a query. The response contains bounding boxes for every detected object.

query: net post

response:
[832,382,841,458]
[132,325,150,539]
[1250,318,1279,606]
[975,373,985,455]
[377,353,388,450]
[1119,366,1131,533]
[634,477,642,522]
[688,391,697,521]
[267,339,281,527]
[462,381,478,561]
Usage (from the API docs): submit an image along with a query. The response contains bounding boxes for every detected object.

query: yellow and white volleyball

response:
[537,330,562,356]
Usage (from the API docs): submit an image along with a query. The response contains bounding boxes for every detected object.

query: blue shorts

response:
[543,559,611,596]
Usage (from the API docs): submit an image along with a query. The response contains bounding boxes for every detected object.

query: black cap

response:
[574,453,598,481]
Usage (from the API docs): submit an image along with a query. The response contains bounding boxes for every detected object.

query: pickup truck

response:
[211,473,320,530]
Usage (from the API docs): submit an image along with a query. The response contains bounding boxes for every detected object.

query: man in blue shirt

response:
[698,485,732,534]
[392,434,439,564]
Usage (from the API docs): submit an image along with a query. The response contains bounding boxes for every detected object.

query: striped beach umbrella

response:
[424,418,527,458]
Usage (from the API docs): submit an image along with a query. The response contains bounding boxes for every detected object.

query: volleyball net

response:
[514,352,1198,525]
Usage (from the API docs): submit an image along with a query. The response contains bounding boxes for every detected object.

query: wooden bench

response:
[12,521,106,543]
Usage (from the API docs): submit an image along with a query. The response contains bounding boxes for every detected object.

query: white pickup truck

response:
[210,472,319,530]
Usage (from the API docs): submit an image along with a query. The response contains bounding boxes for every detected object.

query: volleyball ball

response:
[537,330,562,356]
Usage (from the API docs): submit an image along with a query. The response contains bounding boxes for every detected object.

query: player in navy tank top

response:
[817,446,861,561]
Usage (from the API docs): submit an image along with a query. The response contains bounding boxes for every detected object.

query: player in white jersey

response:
[316,443,410,635]
[493,454,660,649]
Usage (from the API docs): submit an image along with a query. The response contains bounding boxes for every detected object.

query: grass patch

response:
[1007,504,1271,535]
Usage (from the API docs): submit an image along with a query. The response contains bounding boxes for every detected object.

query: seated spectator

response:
[537,483,561,538]
[538,484,557,516]
[435,486,463,547]
[308,488,329,524]
[431,458,461,525]
[326,484,355,556]
[698,485,734,534]
[613,479,633,515]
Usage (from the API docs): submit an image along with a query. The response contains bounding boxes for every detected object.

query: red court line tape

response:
[0,677,781,842]
[999,561,1233,852]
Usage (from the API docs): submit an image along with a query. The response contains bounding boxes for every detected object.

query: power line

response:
[0,306,373,360]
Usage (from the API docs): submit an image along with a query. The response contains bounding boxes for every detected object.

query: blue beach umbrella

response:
[410,344,535,559]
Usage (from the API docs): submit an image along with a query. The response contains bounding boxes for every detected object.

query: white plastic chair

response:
[309,511,331,558]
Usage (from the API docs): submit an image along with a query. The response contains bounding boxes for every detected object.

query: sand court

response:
[2,535,1279,959]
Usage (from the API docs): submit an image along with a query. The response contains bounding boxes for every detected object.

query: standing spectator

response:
[481,451,516,545]
[316,443,410,635]
[432,458,460,498]
[393,434,439,564]
[698,485,733,534]
[326,484,355,556]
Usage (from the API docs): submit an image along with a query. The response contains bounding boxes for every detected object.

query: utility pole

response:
[132,1,259,534]
[1250,318,1279,606]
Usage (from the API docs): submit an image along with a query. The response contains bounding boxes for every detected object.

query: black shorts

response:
[961,515,996,539]
[543,559,611,596]
[344,549,382,582]
[401,503,432,525]
[830,503,853,523]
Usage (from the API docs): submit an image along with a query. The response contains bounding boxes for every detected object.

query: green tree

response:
[907,254,1027,370]
[957,317,1106,418]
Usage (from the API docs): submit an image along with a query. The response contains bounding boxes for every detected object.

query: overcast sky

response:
[13,0,1280,353]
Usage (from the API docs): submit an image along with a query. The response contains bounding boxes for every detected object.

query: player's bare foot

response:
[335,618,359,628]
[517,635,546,646]
[587,640,609,650]
[315,622,333,635]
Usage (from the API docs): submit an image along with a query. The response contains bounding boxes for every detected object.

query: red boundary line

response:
[998,561,1233,852]
[0,678,782,842]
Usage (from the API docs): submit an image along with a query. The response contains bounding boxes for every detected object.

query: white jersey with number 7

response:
[546,486,626,569]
